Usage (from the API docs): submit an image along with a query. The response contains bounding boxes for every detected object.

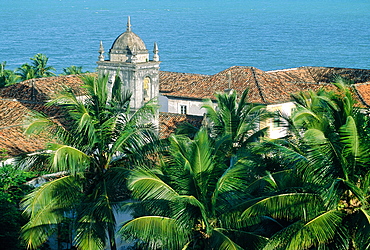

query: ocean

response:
[1,0,369,75]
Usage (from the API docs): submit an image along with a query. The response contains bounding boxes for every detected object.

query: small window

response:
[180,105,187,114]
[273,115,281,128]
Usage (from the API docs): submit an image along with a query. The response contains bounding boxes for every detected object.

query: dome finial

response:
[127,16,131,32]
[98,41,105,61]
[153,42,159,62]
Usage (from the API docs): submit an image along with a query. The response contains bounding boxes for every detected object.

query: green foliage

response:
[0,61,20,87]
[12,74,370,249]
[30,53,56,78]
[16,53,55,81]
[0,164,38,250]
[0,164,36,203]
[202,89,269,153]
[62,65,87,75]
[17,63,36,81]
[20,74,159,250]
[253,78,370,249]
[120,129,268,249]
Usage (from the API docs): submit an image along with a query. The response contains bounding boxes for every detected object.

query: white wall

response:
[159,94,168,112]
[266,101,296,139]
[160,95,297,139]
[165,97,207,116]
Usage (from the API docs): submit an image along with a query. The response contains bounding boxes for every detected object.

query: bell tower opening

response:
[143,76,151,102]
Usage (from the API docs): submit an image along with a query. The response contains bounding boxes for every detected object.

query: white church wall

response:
[166,97,207,116]
[266,101,296,139]
[159,94,168,112]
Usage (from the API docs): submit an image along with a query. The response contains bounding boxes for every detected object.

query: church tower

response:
[97,17,160,111]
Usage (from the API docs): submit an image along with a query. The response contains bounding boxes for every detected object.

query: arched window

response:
[143,76,151,102]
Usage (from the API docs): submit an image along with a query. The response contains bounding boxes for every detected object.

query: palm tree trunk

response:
[108,228,117,250]
[109,240,117,250]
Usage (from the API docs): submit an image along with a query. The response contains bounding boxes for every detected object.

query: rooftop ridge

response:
[160,71,210,76]
[266,68,299,73]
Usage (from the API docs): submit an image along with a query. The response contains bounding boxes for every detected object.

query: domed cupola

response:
[97,16,160,113]
[109,16,149,63]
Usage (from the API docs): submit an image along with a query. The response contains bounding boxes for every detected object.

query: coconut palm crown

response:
[240,79,370,249]
[20,74,159,250]
[120,128,269,249]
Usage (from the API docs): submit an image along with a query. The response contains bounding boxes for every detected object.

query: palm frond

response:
[48,144,89,174]
[211,158,251,213]
[246,170,294,195]
[339,116,362,179]
[128,169,179,201]
[14,151,51,171]
[22,224,57,250]
[75,180,119,250]
[119,216,189,250]
[191,128,214,175]
[353,209,370,250]
[110,127,137,154]
[129,97,158,125]
[21,175,81,216]
[218,229,269,250]
[21,176,82,249]
[240,193,324,222]
[75,217,107,250]
[24,111,57,136]
[169,130,215,200]
[210,228,244,250]
[284,210,343,250]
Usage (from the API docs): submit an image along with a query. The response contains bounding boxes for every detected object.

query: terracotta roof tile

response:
[0,99,67,156]
[267,67,318,83]
[159,66,322,104]
[354,82,370,107]
[159,113,203,138]
[159,66,370,105]
[159,71,209,93]
[0,99,61,127]
[2,67,370,157]
[268,66,370,84]
[0,126,47,157]
[162,66,264,102]
[0,74,89,101]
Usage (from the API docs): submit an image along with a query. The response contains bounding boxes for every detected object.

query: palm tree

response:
[119,128,268,249]
[30,53,56,78]
[16,63,36,81]
[62,65,85,75]
[0,61,20,87]
[20,74,159,250]
[240,79,370,249]
[202,89,269,158]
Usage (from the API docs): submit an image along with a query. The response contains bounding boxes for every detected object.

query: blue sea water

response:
[1,0,369,75]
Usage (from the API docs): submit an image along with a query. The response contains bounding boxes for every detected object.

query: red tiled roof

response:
[160,66,370,104]
[0,99,66,157]
[267,67,317,83]
[268,67,370,84]
[1,67,370,157]
[354,82,370,108]
[159,113,203,138]
[0,74,88,101]
[0,99,62,127]
[159,71,209,93]
[0,74,91,157]
[0,126,47,157]
[159,66,324,104]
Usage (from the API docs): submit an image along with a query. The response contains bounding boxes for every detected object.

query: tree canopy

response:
[20,74,159,250]
[14,76,370,250]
